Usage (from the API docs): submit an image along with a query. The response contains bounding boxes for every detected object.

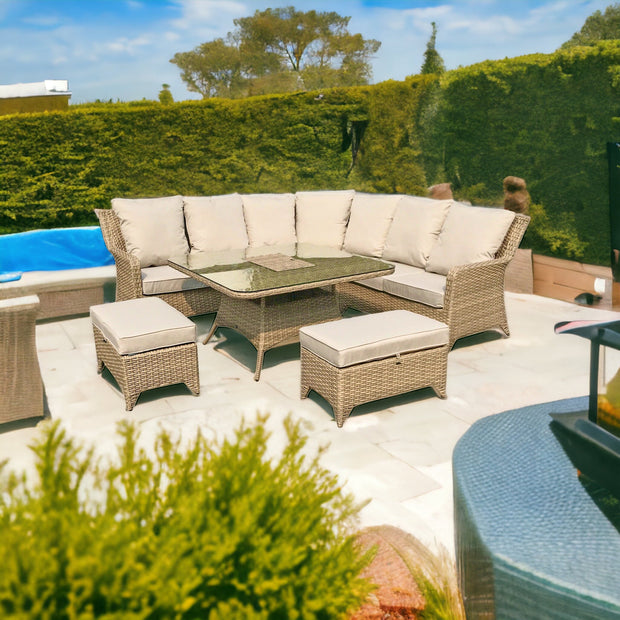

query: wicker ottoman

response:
[90,297,200,410]
[299,310,449,427]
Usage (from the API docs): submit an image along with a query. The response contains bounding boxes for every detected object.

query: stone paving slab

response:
[1,292,618,557]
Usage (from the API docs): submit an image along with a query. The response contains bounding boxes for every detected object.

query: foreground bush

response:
[0,418,372,619]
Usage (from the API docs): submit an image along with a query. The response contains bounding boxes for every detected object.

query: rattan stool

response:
[90,297,199,410]
[300,310,449,427]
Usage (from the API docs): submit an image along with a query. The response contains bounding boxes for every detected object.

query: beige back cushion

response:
[183,194,248,252]
[295,190,354,248]
[242,193,297,247]
[382,196,452,268]
[426,204,516,275]
[111,195,188,267]
[343,193,402,257]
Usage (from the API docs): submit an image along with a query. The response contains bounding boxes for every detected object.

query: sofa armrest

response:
[444,258,509,306]
[95,208,144,301]
[109,248,143,301]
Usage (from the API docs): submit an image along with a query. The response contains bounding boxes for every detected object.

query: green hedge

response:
[0,94,364,232]
[1,42,619,264]
[423,41,620,264]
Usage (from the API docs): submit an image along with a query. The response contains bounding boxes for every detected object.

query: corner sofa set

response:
[96,190,529,349]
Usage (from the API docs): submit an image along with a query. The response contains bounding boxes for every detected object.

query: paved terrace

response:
[1,292,619,556]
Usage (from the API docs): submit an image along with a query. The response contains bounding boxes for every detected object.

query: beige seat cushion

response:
[299,310,448,368]
[382,196,452,268]
[295,190,355,248]
[141,265,207,296]
[242,193,297,247]
[343,193,402,257]
[356,261,419,292]
[426,204,515,275]
[183,194,248,252]
[383,269,447,308]
[90,297,196,355]
[111,196,188,268]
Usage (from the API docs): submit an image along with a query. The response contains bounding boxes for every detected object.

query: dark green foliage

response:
[348,76,436,195]
[421,41,620,263]
[0,418,373,619]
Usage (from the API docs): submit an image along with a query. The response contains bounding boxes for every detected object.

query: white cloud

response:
[106,34,152,55]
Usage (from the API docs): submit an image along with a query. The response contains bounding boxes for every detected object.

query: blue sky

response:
[0,0,613,103]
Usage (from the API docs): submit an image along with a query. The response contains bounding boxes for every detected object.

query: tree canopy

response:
[560,2,620,48]
[170,6,381,98]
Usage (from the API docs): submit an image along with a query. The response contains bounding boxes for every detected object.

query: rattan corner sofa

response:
[96,191,529,348]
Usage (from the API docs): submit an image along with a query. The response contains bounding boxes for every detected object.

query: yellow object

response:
[597,394,620,437]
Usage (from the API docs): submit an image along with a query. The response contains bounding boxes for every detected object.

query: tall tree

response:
[170,6,380,98]
[560,2,620,49]
[420,22,445,75]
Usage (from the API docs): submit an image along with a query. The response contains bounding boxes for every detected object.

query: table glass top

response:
[168,244,394,294]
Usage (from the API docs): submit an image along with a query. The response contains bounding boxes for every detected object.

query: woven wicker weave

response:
[93,325,200,410]
[300,343,448,427]
[95,208,220,317]
[0,295,45,423]
[337,213,530,348]
[205,288,342,381]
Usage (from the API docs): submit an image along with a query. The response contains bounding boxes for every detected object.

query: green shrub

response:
[525,202,588,259]
[0,418,373,619]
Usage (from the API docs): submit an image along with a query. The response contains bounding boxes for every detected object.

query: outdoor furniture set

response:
[93,190,529,424]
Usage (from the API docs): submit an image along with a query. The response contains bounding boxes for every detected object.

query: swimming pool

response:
[0,227,114,282]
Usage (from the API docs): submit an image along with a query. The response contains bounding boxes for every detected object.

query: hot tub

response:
[0,226,113,280]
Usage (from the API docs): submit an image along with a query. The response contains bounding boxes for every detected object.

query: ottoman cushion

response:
[299,310,448,368]
[90,297,196,355]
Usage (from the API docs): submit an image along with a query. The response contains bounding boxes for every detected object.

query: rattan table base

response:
[93,326,200,410]
[300,343,449,427]
[204,287,341,381]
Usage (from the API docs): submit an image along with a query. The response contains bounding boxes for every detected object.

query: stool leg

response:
[254,347,265,381]
[333,405,352,428]
[203,318,219,344]
[125,392,139,411]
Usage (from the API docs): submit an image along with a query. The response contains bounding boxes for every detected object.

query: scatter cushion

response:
[299,310,448,368]
[295,190,355,248]
[90,297,196,355]
[357,261,420,292]
[343,193,402,257]
[382,196,452,268]
[383,269,447,308]
[183,194,248,252]
[426,205,515,275]
[112,196,188,268]
[242,193,297,247]
[141,265,207,296]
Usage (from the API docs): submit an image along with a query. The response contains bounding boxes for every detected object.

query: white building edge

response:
[0,80,71,100]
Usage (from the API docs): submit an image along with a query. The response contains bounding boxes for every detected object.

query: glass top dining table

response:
[168,243,394,300]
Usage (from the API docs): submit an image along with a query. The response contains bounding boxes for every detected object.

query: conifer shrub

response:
[0,418,373,619]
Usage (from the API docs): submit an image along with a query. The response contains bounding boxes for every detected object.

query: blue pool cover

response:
[0,227,114,281]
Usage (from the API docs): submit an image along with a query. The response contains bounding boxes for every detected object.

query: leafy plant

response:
[0,417,373,619]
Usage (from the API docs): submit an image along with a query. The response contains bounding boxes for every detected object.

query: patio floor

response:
[1,291,619,557]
